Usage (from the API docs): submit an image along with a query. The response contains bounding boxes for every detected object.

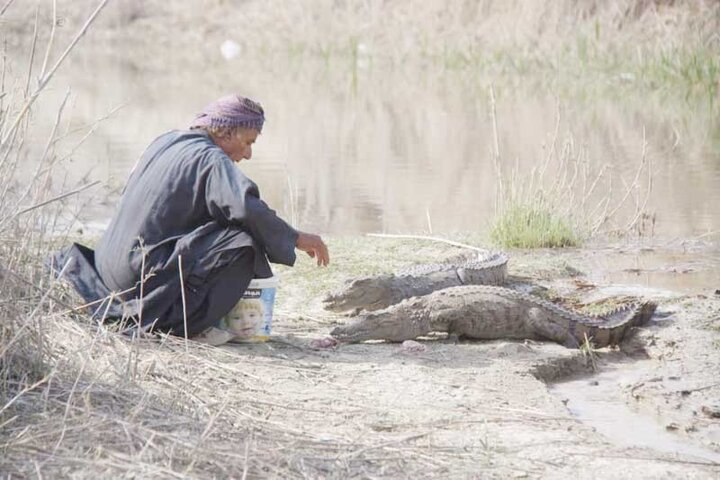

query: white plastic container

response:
[223,276,278,342]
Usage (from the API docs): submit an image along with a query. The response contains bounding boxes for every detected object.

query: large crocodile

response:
[330,285,657,348]
[323,251,509,313]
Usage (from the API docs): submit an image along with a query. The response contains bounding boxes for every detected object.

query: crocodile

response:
[330,285,657,348]
[323,251,509,313]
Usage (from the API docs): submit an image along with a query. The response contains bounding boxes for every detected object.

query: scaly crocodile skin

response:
[322,251,509,313]
[330,285,657,348]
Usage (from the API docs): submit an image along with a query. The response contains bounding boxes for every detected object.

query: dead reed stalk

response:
[1,4,500,477]
[490,95,655,247]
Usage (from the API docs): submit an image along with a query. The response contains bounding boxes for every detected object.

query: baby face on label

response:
[227,301,263,337]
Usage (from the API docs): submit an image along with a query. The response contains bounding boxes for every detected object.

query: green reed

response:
[490,203,579,249]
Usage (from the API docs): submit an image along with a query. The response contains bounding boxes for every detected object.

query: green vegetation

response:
[8,1,719,105]
[486,78,653,248]
[2,1,718,476]
[490,203,579,249]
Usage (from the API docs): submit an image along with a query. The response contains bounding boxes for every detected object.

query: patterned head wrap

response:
[189,94,265,133]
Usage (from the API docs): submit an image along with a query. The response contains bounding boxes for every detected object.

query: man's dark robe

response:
[50,130,298,336]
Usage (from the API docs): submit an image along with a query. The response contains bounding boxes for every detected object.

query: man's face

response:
[218,128,259,163]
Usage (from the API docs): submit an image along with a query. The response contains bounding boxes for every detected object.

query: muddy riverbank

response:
[268,235,720,476]
[2,1,719,476]
[3,234,719,477]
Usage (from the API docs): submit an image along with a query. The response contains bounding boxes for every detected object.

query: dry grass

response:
[0,4,500,477]
[2,318,451,478]
[6,0,718,99]
[489,87,654,247]
[1,228,500,477]
[1,2,718,477]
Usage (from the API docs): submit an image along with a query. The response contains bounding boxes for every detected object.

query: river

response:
[18,47,720,241]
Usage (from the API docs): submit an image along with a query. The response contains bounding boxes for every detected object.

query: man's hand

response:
[296,231,330,267]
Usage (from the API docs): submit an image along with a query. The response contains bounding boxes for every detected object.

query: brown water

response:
[552,364,720,465]
[576,243,720,295]
[19,49,720,241]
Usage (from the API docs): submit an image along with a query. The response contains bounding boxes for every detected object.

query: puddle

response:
[584,246,720,296]
[551,364,720,465]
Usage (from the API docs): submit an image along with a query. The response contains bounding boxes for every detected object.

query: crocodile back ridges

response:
[593,301,657,329]
[451,285,610,325]
[575,301,658,347]
[455,285,656,334]
[399,251,509,282]
[323,251,510,313]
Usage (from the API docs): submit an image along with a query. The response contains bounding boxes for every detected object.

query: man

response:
[51,94,329,345]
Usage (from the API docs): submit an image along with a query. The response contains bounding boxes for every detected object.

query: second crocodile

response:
[323,251,509,313]
[330,285,657,348]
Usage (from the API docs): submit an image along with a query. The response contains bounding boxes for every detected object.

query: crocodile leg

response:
[526,307,580,347]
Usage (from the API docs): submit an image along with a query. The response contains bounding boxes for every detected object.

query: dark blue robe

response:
[50,130,298,336]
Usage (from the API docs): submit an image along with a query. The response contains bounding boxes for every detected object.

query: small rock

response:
[665,422,681,431]
[701,403,720,418]
[370,423,395,432]
[589,380,599,386]
[400,340,427,354]
[495,342,532,356]
[564,264,584,277]
[309,337,339,350]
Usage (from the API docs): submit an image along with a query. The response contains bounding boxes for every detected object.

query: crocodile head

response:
[330,310,409,343]
[322,274,395,313]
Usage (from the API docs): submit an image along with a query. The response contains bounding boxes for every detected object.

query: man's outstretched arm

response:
[296,231,330,267]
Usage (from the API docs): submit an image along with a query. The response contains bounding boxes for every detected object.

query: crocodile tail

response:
[576,301,657,348]
[458,252,509,286]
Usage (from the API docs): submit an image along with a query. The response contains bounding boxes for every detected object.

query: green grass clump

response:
[490,204,580,249]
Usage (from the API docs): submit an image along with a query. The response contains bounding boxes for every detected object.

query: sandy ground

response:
[230,238,720,478]
[2,2,719,477]
[214,335,718,478]
[4,237,719,478]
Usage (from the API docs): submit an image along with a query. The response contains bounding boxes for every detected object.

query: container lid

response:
[248,276,279,289]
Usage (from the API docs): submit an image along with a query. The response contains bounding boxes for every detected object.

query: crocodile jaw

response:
[322,275,393,313]
[330,311,409,343]
[330,324,375,343]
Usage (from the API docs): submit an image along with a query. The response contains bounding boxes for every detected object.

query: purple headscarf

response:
[189,94,265,133]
